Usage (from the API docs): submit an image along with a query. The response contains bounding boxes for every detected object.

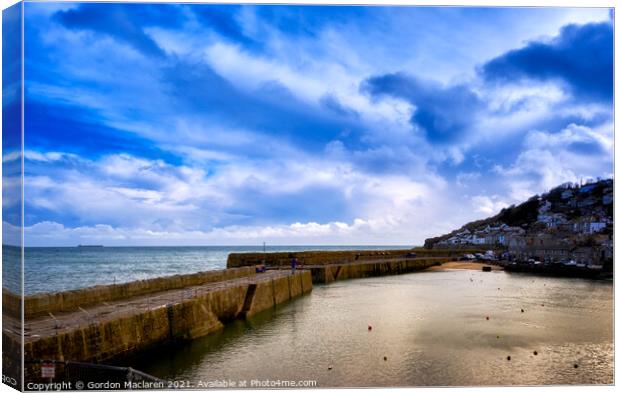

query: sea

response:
[6,245,413,295]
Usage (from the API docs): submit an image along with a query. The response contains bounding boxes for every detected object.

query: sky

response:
[2,3,614,246]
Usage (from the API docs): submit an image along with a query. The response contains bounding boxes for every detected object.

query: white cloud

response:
[22,207,465,247]
[24,150,78,162]
[2,151,21,163]
[21,148,484,246]
[494,122,613,200]
[523,123,613,156]
[471,195,509,216]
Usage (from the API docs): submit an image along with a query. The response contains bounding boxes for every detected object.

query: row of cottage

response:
[438,220,613,265]
[436,180,612,265]
[438,215,610,247]
[437,219,612,265]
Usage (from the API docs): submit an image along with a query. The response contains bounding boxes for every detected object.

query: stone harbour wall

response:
[226,249,480,268]
[23,271,313,377]
[309,258,448,283]
[8,266,257,319]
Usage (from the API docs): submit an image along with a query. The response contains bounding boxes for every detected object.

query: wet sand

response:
[428,261,503,271]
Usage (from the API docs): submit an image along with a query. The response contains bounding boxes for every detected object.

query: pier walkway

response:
[7,268,312,383]
[18,270,300,344]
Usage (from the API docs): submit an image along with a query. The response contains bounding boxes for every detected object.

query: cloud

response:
[191,5,256,47]
[320,94,360,119]
[19,5,614,246]
[362,73,482,144]
[19,218,404,247]
[24,100,179,163]
[494,122,613,200]
[524,123,612,156]
[471,195,509,215]
[54,3,185,57]
[252,5,367,38]
[160,58,368,151]
[481,21,613,102]
[21,149,477,246]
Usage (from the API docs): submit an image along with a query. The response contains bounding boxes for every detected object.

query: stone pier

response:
[303,257,449,283]
[227,249,462,284]
[3,268,312,382]
[226,248,471,269]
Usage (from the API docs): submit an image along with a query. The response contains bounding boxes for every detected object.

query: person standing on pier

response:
[290,254,298,275]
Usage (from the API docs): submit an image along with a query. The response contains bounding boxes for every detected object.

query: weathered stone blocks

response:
[14,266,256,319]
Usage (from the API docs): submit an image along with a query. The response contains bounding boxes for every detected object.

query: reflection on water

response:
[132,270,613,387]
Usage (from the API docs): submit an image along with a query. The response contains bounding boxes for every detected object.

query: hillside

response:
[424,179,613,253]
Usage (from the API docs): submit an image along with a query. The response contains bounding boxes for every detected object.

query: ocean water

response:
[19,246,412,295]
[131,269,614,387]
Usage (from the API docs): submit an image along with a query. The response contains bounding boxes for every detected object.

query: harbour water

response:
[20,246,412,294]
[131,269,613,387]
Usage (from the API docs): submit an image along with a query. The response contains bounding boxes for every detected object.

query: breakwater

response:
[4,266,257,319]
[10,269,312,382]
[306,258,448,283]
[226,248,477,268]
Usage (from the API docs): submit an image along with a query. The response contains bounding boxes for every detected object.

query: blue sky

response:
[5,3,613,246]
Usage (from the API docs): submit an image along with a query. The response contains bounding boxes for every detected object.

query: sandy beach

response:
[428,261,503,271]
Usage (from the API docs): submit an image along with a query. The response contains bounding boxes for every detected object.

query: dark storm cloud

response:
[362,73,482,144]
[54,3,185,57]
[481,21,613,102]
